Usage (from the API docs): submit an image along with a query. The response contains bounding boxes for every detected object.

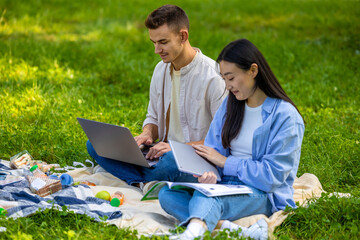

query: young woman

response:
[158,39,305,240]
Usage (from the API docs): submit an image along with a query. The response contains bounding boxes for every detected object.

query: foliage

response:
[0,0,359,239]
[275,192,360,239]
[0,206,138,240]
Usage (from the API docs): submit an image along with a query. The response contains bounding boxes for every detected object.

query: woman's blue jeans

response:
[86,140,197,185]
[158,176,273,231]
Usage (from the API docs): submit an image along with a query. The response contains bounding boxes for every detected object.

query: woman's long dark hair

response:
[217,39,302,149]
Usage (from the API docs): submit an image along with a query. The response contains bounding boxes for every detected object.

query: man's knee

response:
[158,151,176,168]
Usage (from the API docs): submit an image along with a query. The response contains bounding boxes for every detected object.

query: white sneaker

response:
[169,221,206,240]
[242,218,268,240]
[168,233,190,240]
[221,218,268,240]
[169,232,202,240]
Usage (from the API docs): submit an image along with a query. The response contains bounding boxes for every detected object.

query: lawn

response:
[0,0,359,239]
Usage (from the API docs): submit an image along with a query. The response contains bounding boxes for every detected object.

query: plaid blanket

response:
[0,162,122,222]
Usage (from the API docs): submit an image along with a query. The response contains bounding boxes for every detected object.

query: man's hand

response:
[134,124,158,146]
[192,144,227,168]
[134,132,153,146]
[194,171,217,184]
[146,142,171,159]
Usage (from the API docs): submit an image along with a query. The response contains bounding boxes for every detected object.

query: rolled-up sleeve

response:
[142,72,159,128]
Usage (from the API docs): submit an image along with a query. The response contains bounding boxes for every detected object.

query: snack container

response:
[80,180,96,186]
[27,175,62,197]
[10,150,33,169]
[40,163,60,172]
[110,191,125,207]
[30,165,47,178]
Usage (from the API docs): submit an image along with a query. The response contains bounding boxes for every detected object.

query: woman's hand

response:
[194,171,217,184]
[192,144,227,168]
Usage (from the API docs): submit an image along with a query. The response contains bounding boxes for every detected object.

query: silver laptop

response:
[77,118,158,167]
[169,140,221,181]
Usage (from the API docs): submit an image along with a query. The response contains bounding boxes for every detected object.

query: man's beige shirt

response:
[143,49,227,143]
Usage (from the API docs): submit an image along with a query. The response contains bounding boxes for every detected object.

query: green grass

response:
[275,193,360,239]
[0,206,138,240]
[0,0,359,239]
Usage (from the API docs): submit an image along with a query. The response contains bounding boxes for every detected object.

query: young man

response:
[87,5,226,187]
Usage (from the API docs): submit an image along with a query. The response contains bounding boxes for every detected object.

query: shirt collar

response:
[262,97,277,114]
[179,48,201,75]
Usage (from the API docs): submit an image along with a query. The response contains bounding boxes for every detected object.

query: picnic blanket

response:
[0,162,122,223]
[0,159,325,239]
[64,163,325,239]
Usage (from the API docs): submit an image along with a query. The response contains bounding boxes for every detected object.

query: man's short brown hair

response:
[145,5,189,33]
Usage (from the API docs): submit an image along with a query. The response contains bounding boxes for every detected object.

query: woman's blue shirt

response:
[205,96,305,213]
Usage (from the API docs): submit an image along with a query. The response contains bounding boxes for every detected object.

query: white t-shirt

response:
[167,68,185,143]
[230,103,263,158]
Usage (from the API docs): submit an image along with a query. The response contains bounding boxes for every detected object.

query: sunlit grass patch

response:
[0,0,359,239]
[1,58,39,83]
[2,84,46,118]
[0,12,45,36]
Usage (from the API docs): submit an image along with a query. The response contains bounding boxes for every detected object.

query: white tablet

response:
[169,140,221,181]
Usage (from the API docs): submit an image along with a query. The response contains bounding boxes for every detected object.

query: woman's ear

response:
[250,63,258,78]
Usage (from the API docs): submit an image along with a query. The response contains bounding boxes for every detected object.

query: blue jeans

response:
[158,176,273,231]
[86,140,197,185]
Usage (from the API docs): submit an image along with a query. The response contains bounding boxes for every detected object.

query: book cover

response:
[141,182,253,201]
